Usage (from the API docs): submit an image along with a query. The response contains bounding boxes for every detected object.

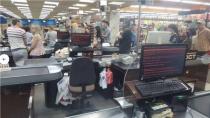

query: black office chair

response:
[69,57,96,111]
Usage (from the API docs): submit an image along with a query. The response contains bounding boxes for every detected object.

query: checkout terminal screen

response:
[71,33,91,46]
[140,44,187,81]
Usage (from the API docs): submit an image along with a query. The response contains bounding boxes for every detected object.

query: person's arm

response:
[45,32,49,43]
[23,32,27,46]
[29,35,39,52]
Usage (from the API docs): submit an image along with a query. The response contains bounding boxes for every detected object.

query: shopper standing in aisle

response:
[24,27,33,46]
[194,20,210,51]
[28,25,45,58]
[7,19,28,66]
[45,26,57,47]
[119,26,133,54]
[168,24,182,44]
[130,24,137,47]
[101,20,111,43]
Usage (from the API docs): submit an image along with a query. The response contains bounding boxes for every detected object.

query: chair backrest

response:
[70,57,96,87]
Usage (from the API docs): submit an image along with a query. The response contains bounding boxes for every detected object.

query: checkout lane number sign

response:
[0,54,9,65]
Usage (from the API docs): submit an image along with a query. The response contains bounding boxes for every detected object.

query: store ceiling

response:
[0,0,210,19]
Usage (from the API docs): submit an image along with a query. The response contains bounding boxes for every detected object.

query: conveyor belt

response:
[24,58,61,67]
[0,66,62,86]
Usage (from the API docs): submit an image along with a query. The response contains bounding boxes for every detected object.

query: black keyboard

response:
[135,79,187,97]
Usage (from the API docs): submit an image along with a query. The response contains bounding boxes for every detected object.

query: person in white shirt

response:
[45,26,57,47]
[24,27,33,46]
[7,19,28,66]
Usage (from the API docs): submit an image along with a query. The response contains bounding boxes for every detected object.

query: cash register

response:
[135,44,191,98]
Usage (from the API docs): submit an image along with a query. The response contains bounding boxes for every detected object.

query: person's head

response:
[196,20,205,31]
[24,27,30,32]
[12,19,21,27]
[130,24,137,32]
[168,24,178,34]
[31,24,41,35]
[8,24,11,27]
[102,20,109,28]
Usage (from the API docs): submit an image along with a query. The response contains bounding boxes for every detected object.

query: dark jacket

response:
[119,30,132,54]
[170,33,182,43]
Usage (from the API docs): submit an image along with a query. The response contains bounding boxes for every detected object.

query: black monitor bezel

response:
[139,44,188,82]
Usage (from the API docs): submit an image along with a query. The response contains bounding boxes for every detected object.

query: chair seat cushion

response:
[69,84,95,93]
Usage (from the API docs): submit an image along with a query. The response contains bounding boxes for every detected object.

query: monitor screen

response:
[71,33,91,47]
[140,44,187,81]
[146,31,171,44]
[57,31,70,40]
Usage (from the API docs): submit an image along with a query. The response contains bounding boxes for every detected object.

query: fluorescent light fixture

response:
[161,0,210,6]
[11,0,27,3]
[40,11,51,14]
[68,7,79,9]
[78,10,84,14]
[130,5,138,8]
[182,1,210,6]
[14,3,29,6]
[109,2,124,5]
[73,3,87,7]
[17,6,29,9]
[21,11,31,13]
[57,13,67,15]
[100,0,107,6]
[161,0,181,2]
[42,8,53,10]
[44,1,59,6]
[85,10,94,13]
[91,8,99,11]
[19,8,30,10]
[71,15,79,17]
[130,5,190,11]
[43,5,56,8]
[79,0,95,3]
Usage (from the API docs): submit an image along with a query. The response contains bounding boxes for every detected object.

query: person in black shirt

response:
[168,24,182,43]
[119,28,132,54]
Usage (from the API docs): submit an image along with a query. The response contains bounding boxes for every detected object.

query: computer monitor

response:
[140,44,187,81]
[57,31,70,40]
[71,33,91,47]
[146,31,171,44]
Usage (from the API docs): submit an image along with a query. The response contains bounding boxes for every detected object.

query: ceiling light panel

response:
[73,3,87,7]
[68,7,79,9]
[11,0,27,3]
[43,5,56,8]
[109,2,124,5]
[12,1,32,18]
[161,0,210,6]
[0,6,20,18]
[85,11,94,13]
[91,8,99,11]
[79,0,95,3]
[45,1,59,6]
[130,5,190,11]
[14,3,29,6]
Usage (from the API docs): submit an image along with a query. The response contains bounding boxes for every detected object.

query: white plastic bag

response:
[56,75,76,106]
[99,69,107,89]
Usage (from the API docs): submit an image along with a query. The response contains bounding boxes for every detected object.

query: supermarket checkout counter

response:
[1,58,63,118]
[112,56,210,91]
[0,46,11,56]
